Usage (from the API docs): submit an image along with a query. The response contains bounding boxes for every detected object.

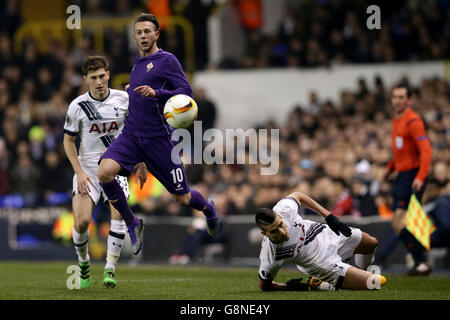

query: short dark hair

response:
[81,55,108,76]
[255,208,276,230]
[134,13,159,31]
[392,83,412,98]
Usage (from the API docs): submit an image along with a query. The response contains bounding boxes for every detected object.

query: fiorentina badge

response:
[146,62,153,72]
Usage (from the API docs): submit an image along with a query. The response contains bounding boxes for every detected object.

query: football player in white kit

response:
[63,56,147,288]
[256,192,387,291]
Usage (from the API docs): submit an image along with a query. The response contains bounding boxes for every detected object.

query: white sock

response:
[72,227,90,263]
[355,251,376,270]
[105,220,126,271]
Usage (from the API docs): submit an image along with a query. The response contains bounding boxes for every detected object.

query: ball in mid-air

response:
[163,94,198,129]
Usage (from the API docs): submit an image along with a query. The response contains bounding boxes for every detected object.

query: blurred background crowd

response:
[177,75,450,221]
[0,0,449,224]
[231,0,450,68]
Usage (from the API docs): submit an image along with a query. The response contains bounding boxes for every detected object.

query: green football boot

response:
[79,261,91,289]
[103,268,117,288]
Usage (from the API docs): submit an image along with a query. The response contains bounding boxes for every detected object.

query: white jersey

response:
[64,89,129,167]
[258,198,362,286]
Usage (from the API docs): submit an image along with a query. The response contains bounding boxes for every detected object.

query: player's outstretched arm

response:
[258,278,287,291]
[288,192,352,237]
[288,192,330,218]
[259,277,331,292]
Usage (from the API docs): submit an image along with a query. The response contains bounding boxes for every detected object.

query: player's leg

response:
[72,193,95,289]
[103,175,129,287]
[392,207,427,268]
[138,136,219,235]
[300,257,386,291]
[73,194,94,259]
[98,134,144,255]
[341,266,386,290]
[392,208,406,234]
[392,169,430,275]
[336,227,376,271]
[98,158,135,225]
[171,191,218,236]
[353,232,378,270]
[98,158,133,223]
[103,204,126,288]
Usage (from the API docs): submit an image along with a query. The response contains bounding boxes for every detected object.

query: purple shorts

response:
[100,132,190,195]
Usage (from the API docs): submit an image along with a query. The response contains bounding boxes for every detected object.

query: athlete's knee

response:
[173,193,191,206]
[97,164,115,183]
[356,233,378,255]
[74,218,90,233]
[367,235,378,252]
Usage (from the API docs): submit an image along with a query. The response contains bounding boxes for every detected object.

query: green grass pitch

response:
[0,261,449,300]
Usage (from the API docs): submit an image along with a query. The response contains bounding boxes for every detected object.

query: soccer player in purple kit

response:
[97,13,218,255]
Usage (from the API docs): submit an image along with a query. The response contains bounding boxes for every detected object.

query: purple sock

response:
[100,179,137,226]
[189,189,213,218]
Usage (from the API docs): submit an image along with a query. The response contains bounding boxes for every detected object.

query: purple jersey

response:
[124,49,193,137]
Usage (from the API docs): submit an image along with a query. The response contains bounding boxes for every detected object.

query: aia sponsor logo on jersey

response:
[89,121,119,134]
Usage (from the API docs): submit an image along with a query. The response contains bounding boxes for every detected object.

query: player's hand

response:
[135,162,148,190]
[125,83,130,91]
[77,170,93,194]
[285,278,306,291]
[134,85,156,97]
[412,179,423,193]
[325,214,352,237]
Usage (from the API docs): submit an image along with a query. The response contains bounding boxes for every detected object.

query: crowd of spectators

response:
[154,75,448,221]
[0,0,448,223]
[73,0,450,70]
[232,0,450,69]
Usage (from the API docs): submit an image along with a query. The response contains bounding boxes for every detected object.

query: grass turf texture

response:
[0,261,449,300]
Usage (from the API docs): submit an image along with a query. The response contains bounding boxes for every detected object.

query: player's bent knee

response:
[97,159,120,183]
[173,193,191,206]
[355,233,378,255]
[368,235,378,251]
[97,167,115,183]
[74,219,90,233]
[178,196,190,206]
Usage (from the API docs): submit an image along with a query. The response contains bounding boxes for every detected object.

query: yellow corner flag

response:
[405,194,436,250]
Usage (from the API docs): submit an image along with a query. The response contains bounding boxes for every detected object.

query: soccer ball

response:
[163,94,198,129]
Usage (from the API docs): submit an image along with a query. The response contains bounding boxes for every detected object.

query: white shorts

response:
[296,226,362,287]
[73,166,130,205]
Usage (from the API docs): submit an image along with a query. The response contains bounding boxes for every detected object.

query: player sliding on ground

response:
[97,13,218,255]
[256,192,386,291]
[63,56,147,288]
